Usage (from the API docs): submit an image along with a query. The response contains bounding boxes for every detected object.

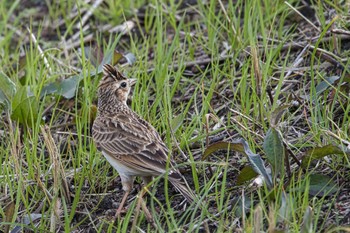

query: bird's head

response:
[98,64,136,105]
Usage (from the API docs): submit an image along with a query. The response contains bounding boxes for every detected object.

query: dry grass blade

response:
[267,204,277,233]
[253,205,262,233]
[3,201,15,233]
[40,126,64,232]
[251,46,262,98]
[7,114,21,179]
[218,0,239,42]
[301,206,313,233]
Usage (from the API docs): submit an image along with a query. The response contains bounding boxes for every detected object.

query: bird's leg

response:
[141,176,153,186]
[115,175,134,219]
[131,186,156,231]
[115,190,130,219]
[133,185,154,225]
[140,186,153,223]
[135,176,154,223]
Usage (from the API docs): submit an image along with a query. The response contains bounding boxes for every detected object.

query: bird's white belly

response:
[102,151,138,176]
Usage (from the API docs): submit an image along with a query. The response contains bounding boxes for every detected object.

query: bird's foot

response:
[114,205,127,220]
[140,200,153,223]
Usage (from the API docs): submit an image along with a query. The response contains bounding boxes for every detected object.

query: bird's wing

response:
[92,113,173,175]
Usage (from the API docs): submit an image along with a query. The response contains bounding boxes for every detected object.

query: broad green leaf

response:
[233,195,252,217]
[84,46,104,67]
[308,174,338,197]
[278,192,292,224]
[203,139,273,189]
[59,75,82,99]
[301,144,350,168]
[202,141,245,161]
[11,86,39,127]
[123,53,136,65]
[112,51,136,66]
[315,76,339,96]
[112,50,124,66]
[237,166,258,185]
[40,74,83,99]
[96,34,122,72]
[40,81,61,97]
[170,112,184,133]
[40,46,136,100]
[96,50,135,75]
[242,140,273,189]
[263,128,285,179]
[0,71,17,108]
[301,206,313,233]
[10,213,43,233]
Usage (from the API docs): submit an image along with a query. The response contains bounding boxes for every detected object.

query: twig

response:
[55,131,92,139]
[50,122,76,130]
[283,140,301,167]
[331,28,350,36]
[62,33,94,50]
[76,0,104,29]
[323,130,350,149]
[108,21,135,34]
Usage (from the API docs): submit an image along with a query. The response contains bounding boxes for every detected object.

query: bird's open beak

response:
[129,78,137,86]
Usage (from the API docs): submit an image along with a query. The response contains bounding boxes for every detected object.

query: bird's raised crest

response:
[102,64,125,81]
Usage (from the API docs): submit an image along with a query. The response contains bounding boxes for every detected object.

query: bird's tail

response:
[168,170,196,203]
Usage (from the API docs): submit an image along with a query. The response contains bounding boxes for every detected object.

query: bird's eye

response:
[120,82,127,88]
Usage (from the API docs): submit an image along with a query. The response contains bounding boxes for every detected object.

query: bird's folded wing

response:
[92,114,173,175]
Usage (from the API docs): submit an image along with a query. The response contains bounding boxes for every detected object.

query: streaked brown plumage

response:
[92,64,195,217]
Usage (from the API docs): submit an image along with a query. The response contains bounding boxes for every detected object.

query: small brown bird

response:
[92,64,195,218]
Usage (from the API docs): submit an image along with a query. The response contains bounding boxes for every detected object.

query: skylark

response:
[92,64,195,217]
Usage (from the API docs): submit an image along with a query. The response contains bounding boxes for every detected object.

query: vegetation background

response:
[0,0,349,232]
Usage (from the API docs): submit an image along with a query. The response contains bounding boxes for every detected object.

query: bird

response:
[92,64,195,219]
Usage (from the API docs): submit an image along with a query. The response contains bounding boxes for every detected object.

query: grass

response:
[1,0,350,232]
